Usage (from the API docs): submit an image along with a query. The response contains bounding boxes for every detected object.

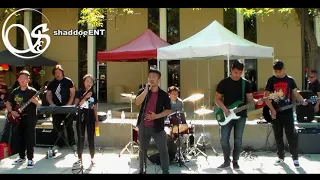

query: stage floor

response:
[0,147,319,174]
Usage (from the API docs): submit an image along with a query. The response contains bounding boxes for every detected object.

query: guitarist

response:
[264,60,307,168]
[5,70,42,169]
[215,60,259,170]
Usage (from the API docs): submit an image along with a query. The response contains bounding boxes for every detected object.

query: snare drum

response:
[167,111,189,134]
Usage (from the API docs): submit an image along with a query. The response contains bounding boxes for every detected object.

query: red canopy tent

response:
[97,29,170,61]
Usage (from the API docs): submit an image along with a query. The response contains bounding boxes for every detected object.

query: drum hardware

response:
[182,93,204,123]
[188,107,218,158]
[119,92,139,157]
[167,112,191,171]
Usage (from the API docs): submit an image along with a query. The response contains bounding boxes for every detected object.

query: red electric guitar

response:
[7,86,46,126]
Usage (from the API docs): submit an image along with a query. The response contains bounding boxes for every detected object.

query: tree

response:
[232,8,320,76]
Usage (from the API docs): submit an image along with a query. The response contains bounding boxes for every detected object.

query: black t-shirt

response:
[265,75,298,114]
[8,86,38,117]
[308,79,320,96]
[47,77,74,106]
[216,77,253,117]
[75,89,98,120]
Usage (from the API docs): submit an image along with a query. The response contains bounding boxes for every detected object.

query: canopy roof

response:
[0,50,58,66]
[97,29,170,62]
[157,20,274,60]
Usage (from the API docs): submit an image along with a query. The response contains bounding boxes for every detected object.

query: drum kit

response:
[118,92,218,167]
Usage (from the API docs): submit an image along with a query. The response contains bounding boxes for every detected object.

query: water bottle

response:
[293,112,297,122]
[121,111,125,120]
[95,125,100,137]
[107,110,112,119]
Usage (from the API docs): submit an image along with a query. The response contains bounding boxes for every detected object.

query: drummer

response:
[168,86,183,112]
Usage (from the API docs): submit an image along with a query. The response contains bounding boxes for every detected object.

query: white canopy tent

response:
[157,20,274,106]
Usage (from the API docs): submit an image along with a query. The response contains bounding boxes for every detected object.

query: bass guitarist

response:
[264,60,307,168]
[215,60,261,170]
[5,70,42,169]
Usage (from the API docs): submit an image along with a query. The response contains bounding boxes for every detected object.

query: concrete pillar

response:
[87,24,96,78]
[159,8,168,91]
[23,10,32,49]
[236,11,245,77]
[314,15,320,46]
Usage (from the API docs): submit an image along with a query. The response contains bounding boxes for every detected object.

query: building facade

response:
[0,8,313,105]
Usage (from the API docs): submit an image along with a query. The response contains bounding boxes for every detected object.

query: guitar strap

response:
[242,78,245,102]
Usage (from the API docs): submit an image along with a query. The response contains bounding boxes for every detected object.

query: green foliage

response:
[78,8,134,28]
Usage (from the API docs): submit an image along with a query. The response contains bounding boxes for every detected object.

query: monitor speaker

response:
[296,90,315,123]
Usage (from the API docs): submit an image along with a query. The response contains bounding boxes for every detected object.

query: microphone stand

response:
[140,87,150,174]
[73,81,97,174]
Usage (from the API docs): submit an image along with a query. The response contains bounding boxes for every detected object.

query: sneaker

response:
[162,171,169,174]
[217,162,230,169]
[51,145,59,151]
[72,145,77,152]
[91,159,95,166]
[232,161,240,170]
[27,160,34,169]
[12,158,26,165]
[293,160,300,168]
[274,158,284,166]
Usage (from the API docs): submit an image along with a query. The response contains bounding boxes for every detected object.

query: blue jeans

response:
[219,117,246,163]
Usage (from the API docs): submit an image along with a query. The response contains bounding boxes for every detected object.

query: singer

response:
[74,74,98,166]
[135,69,171,174]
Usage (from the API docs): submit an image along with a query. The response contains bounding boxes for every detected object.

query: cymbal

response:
[120,93,136,100]
[194,107,213,116]
[182,93,204,102]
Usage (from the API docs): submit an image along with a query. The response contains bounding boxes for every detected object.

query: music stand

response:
[119,92,139,157]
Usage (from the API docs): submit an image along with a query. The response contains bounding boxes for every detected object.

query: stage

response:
[0,147,319,174]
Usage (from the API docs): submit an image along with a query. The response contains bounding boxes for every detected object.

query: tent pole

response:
[208,59,211,108]
[142,61,144,87]
[157,59,160,87]
[197,60,199,90]
[227,55,230,77]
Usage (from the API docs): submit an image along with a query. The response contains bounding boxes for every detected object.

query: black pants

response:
[138,126,169,173]
[52,113,75,147]
[272,113,298,160]
[18,116,37,160]
[76,111,95,159]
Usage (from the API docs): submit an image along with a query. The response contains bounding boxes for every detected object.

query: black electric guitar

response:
[7,86,46,126]
[263,96,318,122]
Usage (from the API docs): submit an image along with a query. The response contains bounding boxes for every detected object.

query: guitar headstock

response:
[38,86,47,94]
[268,91,284,102]
[307,96,319,104]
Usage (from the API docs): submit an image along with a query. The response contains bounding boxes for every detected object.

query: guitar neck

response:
[18,91,42,112]
[234,103,255,113]
[278,101,303,112]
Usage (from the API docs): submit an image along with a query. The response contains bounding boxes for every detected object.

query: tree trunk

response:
[295,8,320,72]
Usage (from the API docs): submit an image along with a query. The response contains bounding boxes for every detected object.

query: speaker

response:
[35,121,58,147]
[296,90,315,123]
[297,127,320,154]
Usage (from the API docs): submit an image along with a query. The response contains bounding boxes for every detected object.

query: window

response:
[147,8,180,89]
[96,21,107,102]
[223,9,258,91]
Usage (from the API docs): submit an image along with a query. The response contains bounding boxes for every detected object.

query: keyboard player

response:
[46,65,77,152]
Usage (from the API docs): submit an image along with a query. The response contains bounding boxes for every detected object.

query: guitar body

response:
[262,105,273,123]
[215,101,243,126]
[7,106,23,126]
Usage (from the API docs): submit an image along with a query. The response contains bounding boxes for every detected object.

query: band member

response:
[0,73,8,110]
[6,70,41,169]
[73,74,98,166]
[215,60,257,170]
[265,60,307,168]
[46,65,76,151]
[307,70,320,115]
[135,69,171,174]
[168,86,183,112]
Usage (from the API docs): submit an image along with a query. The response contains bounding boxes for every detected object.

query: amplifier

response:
[35,121,58,147]
[296,127,320,154]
